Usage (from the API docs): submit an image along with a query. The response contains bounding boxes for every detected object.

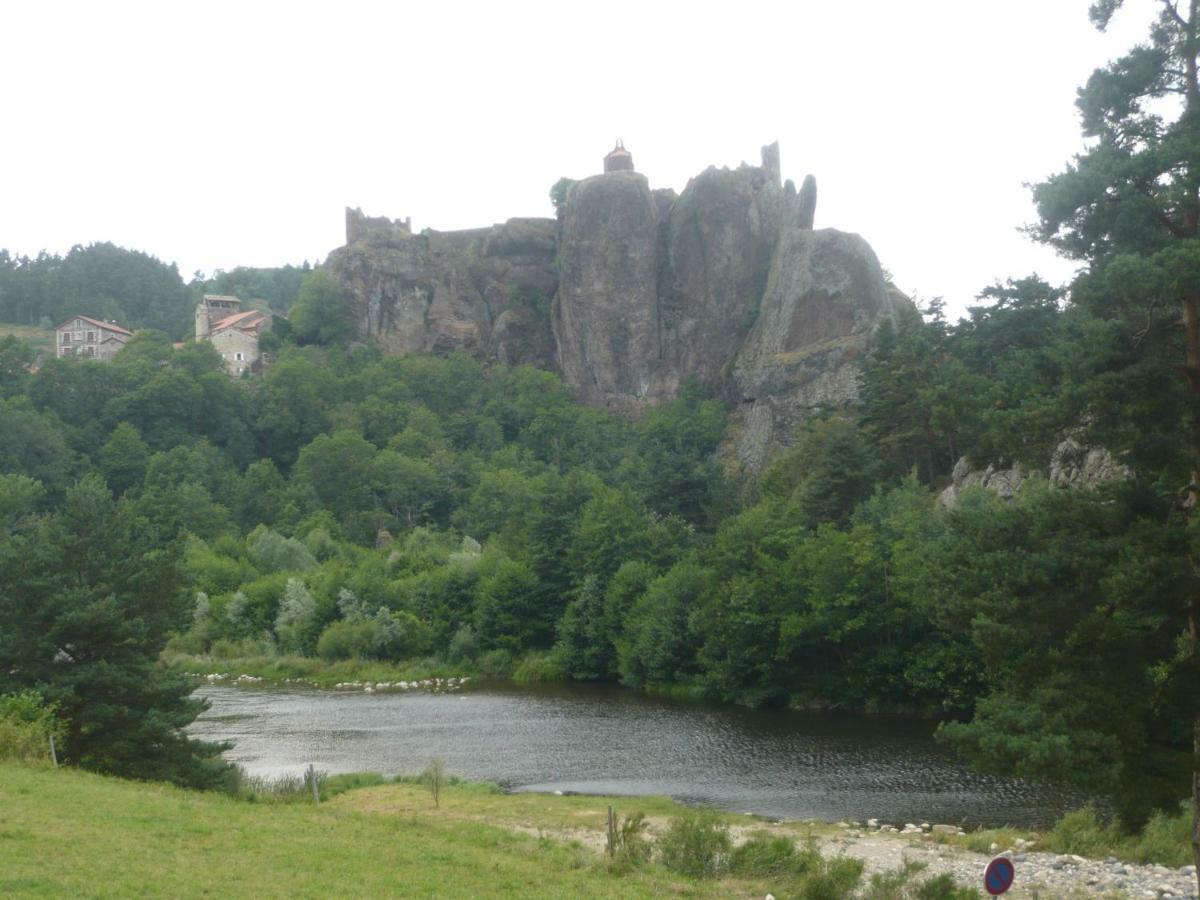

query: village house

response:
[54,315,132,361]
[195,294,270,376]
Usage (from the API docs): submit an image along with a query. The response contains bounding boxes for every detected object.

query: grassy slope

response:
[0,765,778,899]
[0,323,53,355]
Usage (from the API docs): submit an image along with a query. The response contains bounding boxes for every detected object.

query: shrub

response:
[0,692,63,765]
[422,758,448,808]
[657,811,731,878]
[912,873,981,899]
[795,854,865,900]
[316,619,377,661]
[728,831,799,876]
[447,624,478,664]
[477,649,513,679]
[612,811,652,869]
[512,650,566,685]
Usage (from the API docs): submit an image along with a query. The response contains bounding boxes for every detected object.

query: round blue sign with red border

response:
[984,857,1015,895]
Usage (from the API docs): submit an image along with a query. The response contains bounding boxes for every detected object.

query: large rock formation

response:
[328,144,900,470]
[328,210,558,368]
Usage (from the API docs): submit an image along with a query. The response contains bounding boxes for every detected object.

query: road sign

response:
[984,856,1015,895]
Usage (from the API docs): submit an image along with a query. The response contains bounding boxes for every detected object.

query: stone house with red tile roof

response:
[54,315,133,361]
[195,294,270,376]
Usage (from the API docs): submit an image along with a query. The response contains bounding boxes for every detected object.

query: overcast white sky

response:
[0,0,1158,320]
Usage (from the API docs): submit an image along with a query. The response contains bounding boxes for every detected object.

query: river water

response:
[190,682,1085,827]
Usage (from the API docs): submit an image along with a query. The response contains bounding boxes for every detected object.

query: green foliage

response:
[275,578,317,652]
[0,476,229,787]
[0,691,63,764]
[0,243,193,336]
[727,830,800,876]
[511,650,567,685]
[290,269,356,346]
[655,811,730,878]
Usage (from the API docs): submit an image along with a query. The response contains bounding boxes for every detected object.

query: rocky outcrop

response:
[938,439,1133,507]
[729,224,895,471]
[553,171,662,406]
[327,215,558,368]
[329,143,900,470]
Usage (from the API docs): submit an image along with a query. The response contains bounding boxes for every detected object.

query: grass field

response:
[0,322,53,354]
[0,764,797,899]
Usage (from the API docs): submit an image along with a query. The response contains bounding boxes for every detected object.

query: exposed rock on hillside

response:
[730,223,895,472]
[327,211,558,368]
[553,171,662,406]
[329,144,900,470]
[938,439,1133,507]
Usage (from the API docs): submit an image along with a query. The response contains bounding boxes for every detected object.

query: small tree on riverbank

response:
[421,758,447,809]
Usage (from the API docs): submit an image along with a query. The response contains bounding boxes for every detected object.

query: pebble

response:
[839,817,1199,900]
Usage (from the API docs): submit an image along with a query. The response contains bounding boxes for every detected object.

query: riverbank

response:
[0,763,967,899]
[3,763,1193,899]
[166,652,473,691]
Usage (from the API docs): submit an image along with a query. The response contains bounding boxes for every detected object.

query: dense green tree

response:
[0,476,228,786]
[98,422,150,495]
[290,270,356,346]
[1024,0,1200,862]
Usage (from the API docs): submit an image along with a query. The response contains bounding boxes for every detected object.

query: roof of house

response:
[202,294,241,305]
[212,310,260,332]
[54,314,133,336]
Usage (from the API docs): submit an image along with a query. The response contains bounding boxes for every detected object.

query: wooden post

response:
[48,734,58,768]
[606,805,616,858]
[308,764,320,806]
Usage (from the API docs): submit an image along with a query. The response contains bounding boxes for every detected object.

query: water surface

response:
[190,682,1083,827]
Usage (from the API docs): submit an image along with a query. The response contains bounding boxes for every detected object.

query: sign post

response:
[984,857,1015,896]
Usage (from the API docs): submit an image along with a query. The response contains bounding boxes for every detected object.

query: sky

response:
[0,0,1161,320]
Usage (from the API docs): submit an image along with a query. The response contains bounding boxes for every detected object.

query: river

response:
[190,682,1086,828]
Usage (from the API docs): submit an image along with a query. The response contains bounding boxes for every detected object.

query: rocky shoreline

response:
[827,820,1197,899]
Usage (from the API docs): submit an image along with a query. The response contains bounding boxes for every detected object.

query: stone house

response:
[195,295,270,376]
[54,315,132,361]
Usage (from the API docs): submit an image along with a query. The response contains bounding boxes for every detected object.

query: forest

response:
[0,1,1197,872]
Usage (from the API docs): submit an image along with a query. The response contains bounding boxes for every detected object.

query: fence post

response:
[606,805,616,857]
[49,734,58,768]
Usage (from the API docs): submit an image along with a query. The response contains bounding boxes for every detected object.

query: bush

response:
[316,619,377,661]
[512,650,566,685]
[795,854,865,900]
[657,811,731,878]
[728,831,799,876]
[477,649,513,679]
[447,624,478,664]
[612,811,652,869]
[912,873,981,899]
[0,692,63,765]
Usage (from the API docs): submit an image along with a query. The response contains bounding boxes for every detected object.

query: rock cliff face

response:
[328,212,558,368]
[329,144,899,470]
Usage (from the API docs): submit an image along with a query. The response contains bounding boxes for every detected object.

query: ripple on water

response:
[189,684,1088,827]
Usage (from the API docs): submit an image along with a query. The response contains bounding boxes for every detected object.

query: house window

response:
[87,331,96,342]
[61,333,70,344]
[235,352,244,361]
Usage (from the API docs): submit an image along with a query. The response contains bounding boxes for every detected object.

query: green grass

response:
[0,764,797,898]
[937,804,1194,868]
[0,323,53,355]
[165,652,473,689]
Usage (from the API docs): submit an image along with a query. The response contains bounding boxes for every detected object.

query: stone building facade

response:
[54,315,132,361]
[195,295,270,376]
